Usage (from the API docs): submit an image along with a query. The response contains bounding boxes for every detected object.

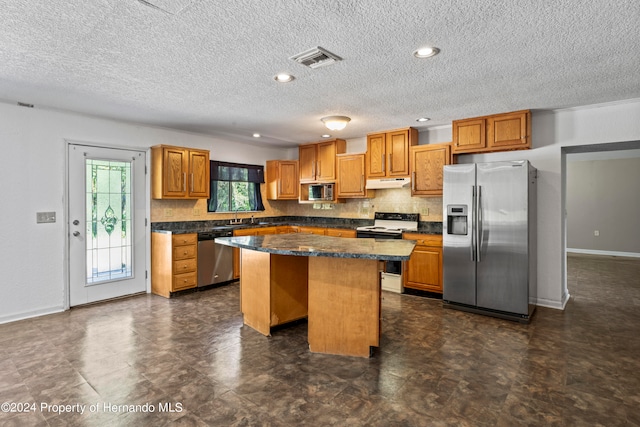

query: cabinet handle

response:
[360,175,364,192]
[388,153,391,173]
[312,161,315,179]
[316,160,320,178]
[183,173,186,192]
[190,173,194,192]
[381,155,385,172]
[412,172,416,191]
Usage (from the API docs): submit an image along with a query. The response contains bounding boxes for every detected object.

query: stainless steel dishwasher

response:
[197,229,234,287]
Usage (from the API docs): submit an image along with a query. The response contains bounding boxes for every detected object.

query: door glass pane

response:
[85,159,133,285]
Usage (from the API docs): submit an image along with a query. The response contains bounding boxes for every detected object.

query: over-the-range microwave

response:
[308,183,334,201]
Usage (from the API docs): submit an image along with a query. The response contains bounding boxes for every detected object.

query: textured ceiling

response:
[1,0,639,147]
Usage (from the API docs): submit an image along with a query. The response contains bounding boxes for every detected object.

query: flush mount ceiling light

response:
[416,117,431,122]
[252,133,261,138]
[321,116,351,131]
[413,46,440,58]
[321,134,332,138]
[274,73,295,83]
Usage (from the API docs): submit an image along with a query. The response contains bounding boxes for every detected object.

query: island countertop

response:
[215,233,415,261]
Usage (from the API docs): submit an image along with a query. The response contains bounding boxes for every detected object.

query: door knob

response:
[73,220,80,225]
[73,231,80,237]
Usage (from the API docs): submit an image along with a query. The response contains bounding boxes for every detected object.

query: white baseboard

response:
[567,248,640,258]
[0,306,65,325]
[534,296,567,310]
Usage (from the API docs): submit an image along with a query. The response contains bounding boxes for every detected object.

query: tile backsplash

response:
[151,185,443,223]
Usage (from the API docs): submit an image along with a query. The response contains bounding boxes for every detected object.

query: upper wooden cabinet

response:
[266,160,299,200]
[452,110,530,154]
[151,145,210,199]
[366,127,418,178]
[299,139,346,183]
[410,143,452,197]
[336,153,374,199]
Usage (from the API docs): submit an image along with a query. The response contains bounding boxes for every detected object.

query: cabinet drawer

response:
[172,234,197,246]
[403,233,442,247]
[173,244,196,260]
[173,271,197,291]
[173,257,197,274]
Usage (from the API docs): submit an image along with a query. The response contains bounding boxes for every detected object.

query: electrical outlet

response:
[164,208,173,217]
[193,208,201,216]
[421,208,429,216]
[594,230,599,236]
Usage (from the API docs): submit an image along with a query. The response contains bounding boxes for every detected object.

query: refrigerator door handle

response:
[471,185,476,262]
[477,185,483,262]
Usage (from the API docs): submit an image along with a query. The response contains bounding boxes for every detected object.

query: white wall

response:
[0,103,289,324]
[566,157,640,255]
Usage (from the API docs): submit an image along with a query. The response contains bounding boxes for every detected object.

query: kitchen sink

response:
[211,225,236,231]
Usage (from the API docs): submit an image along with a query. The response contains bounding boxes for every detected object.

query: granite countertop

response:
[151,217,442,235]
[215,233,416,261]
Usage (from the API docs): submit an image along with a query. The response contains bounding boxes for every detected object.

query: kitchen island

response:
[215,233,416,357]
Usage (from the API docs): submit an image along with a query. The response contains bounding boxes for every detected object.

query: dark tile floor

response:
[1,254,639,426]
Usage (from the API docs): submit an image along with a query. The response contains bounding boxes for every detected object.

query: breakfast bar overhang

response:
[215,233,416,357]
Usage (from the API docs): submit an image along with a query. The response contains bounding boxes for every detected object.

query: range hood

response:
[365,177,411,189]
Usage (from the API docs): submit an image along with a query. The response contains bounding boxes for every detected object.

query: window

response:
[208,161,265,212]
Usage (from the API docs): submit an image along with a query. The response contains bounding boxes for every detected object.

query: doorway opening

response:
[562,140,640,301]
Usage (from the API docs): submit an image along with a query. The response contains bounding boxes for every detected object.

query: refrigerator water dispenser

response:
[447,205,468,235]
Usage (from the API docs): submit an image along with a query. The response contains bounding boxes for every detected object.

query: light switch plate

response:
[36,212,56,223]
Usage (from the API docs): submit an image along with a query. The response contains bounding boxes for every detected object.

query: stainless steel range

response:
[356,212,418,293]
[356,212,418,238]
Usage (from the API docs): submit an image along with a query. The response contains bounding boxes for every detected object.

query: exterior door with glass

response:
[68,144,146,306]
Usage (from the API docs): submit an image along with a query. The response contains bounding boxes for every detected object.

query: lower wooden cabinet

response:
[325,228,356,238]
[402,233,443,294]
[151,232,198,298]
[298,226,326,235]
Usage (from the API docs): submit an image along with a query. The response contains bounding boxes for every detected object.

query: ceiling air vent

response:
[290,47,342,69]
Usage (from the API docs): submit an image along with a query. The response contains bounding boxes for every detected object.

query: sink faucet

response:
[230,211,243,225]
[250,215,255,224]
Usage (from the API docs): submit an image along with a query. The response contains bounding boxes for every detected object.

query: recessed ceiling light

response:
[274,73,295,83]
[413,46,440,58]
[252,133,261,138]
[416,117,431,122]
[321,134,332,138]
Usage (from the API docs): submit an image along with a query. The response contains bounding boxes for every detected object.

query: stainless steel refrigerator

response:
[442,160,537,322]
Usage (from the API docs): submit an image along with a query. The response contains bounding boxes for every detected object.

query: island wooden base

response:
[308,257,380,357]
[240,249,308,336]
[240,249,381,357]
